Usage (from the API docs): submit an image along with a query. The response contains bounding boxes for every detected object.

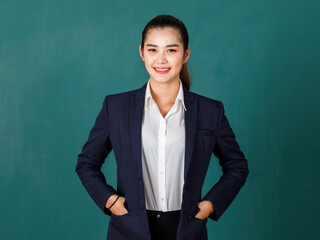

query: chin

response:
[151,75,178,83]
[152,78,174,84]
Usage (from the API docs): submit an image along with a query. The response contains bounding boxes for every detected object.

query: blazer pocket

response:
[194,206,208,222]
[111,197,129,217]
[196,129,215,136]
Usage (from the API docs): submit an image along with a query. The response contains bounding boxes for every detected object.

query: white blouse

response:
[141,79,186,212]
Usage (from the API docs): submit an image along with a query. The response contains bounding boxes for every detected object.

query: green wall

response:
[1,0,319,239]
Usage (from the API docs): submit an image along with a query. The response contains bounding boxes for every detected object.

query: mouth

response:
[153,67,171,74]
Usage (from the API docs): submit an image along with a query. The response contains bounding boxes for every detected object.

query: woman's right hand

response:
[105,194,128,216]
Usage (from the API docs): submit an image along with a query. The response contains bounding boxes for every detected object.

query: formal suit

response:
[75,81,249,240]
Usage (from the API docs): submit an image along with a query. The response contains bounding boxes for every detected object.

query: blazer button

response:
[187,215,193,222]
[184,183,189,191]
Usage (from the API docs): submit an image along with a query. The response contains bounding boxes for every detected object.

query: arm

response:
[75,95,118,216]
[201,101,249,221]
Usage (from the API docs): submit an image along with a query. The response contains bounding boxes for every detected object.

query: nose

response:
[157,50,167,64]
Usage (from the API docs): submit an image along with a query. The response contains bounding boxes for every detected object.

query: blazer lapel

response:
[129,82,198,182]
[182,84,197,180]
[130,82,147,180]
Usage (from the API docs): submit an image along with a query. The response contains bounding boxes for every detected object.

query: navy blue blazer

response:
[75,82,249,240]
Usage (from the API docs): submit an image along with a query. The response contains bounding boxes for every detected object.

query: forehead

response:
[145,27,182,46]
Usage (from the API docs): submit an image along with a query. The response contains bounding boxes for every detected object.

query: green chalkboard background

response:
[1,0,319,239]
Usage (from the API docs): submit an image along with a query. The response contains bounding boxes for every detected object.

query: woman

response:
[76,15,249,240]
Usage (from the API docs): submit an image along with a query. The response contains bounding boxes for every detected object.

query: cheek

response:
[144,60,154,73]
[170,56,184,68]
[171,61,183,71]
[145,62,154,71]
[144,56,155,67]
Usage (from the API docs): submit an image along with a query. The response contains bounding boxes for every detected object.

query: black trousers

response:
[146,210,181,240]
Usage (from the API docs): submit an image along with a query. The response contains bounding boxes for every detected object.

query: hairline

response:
[141,26,185,50]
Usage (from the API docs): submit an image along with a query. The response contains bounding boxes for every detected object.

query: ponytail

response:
[180,63,191,90]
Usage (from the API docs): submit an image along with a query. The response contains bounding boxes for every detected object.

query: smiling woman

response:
[75,15,249,240]
[139,27,190,90]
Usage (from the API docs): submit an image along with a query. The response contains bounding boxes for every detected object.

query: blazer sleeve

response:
[202,101,249,221]
[75,95,117,216]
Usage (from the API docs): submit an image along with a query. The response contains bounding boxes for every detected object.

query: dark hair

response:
[141,15,191,90]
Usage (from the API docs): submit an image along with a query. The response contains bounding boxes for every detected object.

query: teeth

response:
[155,68,170,71]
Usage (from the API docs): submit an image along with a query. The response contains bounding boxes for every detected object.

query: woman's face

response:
[139,27,190,85]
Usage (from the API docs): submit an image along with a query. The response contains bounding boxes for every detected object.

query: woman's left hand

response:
[195,200,215,220]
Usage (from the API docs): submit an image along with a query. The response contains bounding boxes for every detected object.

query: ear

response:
[139,45,145,61]
[183,46,190,64]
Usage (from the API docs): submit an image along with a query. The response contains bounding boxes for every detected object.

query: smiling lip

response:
[154,67,171,74]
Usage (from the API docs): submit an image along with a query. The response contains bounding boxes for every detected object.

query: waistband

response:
[147,209,181,216]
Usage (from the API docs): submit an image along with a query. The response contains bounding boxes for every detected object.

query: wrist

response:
[106,194,119,209]
[108,195,120,210]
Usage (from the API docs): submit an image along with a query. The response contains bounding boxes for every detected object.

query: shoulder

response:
[107,89,137,100]
[103,83,146,104]
[188,90,223,111]
[187,90,226,127]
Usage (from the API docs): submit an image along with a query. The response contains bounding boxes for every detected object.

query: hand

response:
[105,195,128,216]
[195,200,215,220]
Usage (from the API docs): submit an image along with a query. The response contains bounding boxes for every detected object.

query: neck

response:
[149,78,180,103]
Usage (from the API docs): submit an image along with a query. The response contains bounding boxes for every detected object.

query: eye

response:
[148,49,156,52]
[168,49,176,52]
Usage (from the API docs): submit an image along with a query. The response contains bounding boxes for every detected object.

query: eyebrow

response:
[146,44,180,47]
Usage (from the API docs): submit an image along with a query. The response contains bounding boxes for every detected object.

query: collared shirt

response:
[141,79,187,211]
